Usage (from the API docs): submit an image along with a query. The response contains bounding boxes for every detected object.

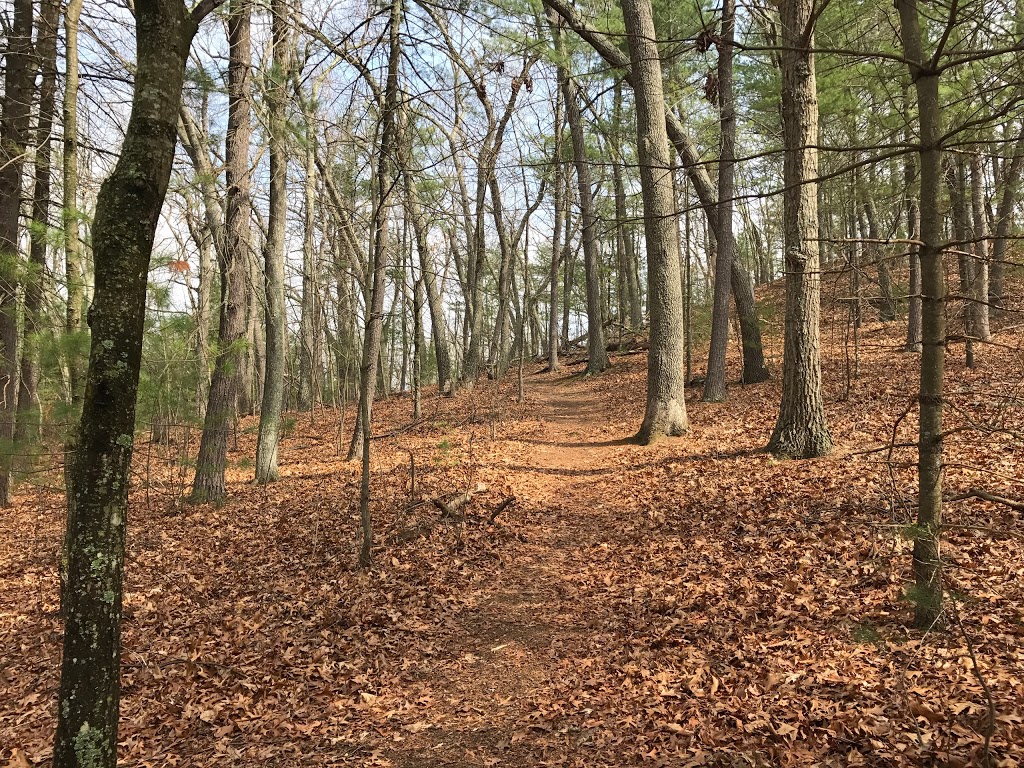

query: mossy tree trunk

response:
[53,1,222,764]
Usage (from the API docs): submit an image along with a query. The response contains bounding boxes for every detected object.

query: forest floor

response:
[3,311,1024,767]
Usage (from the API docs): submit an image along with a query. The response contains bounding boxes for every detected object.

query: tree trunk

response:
[904,104,922,352]
[969,153,991,343]
[770,0,831,460]
[863,196,897,321]
[612,82,643,332]
[64,0,86,405]
[54,3,215,764]
[255,0,292,483]
[548,87,565,372]
[398,117,453,393]
[412,276,423,417]
[896,0,946,630]
[990,125,1024,314]
[191,0,252,504]
[177,107,227,421]
[544,0,767,383]
[18,0,61,443]
[488,174,516,376]
[555,26,608,374]
[194,214,213,417]
[703,0,735,402]
[767,0,832,459]
[351,0,403,569]
[945,159,975,367]
[620,0,689,444]
[297,106,319,411]
[0,0,34,504]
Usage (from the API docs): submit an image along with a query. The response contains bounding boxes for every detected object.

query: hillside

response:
[3,309,1024,767]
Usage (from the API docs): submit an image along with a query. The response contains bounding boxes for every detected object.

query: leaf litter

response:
[1,316,1023,767]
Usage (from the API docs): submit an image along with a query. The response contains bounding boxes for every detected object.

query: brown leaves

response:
[3,316,1024,766]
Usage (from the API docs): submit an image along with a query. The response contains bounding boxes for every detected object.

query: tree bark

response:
[18,0,61,442]
[703,0,736,402]
[548,87,565,372]
[553,19,608,374]
[297,103,319,412]
[0,0,34,504]
[896,0,946,630]
[904,98,922,352]
[767,0,831,459]
[350,0,403,570]
[544,0,767,383]
[619,0,689,444]
[53,2,218,764]
[398,116,453,394]
[191,0,253,504]
[863,196,897,321]
[64,0,86,404]
[990,124,1024,314]
[177,107,226,421]
[969,152,991,342]
[255,0,292,483]
[612,82,643,331]
[945,159,975,367]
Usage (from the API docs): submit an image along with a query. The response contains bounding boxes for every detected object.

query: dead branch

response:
[431,482,488,518]
[946,487,1024,512]
[487,496,516,524]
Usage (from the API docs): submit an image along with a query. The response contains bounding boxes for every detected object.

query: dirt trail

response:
[395,374,637,767]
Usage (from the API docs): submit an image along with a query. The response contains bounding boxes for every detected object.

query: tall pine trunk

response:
[896,0,946,629]
[548,87,565,372]
[767,0,832,459]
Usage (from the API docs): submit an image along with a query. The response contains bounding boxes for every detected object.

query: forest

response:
[1,0,1024,764]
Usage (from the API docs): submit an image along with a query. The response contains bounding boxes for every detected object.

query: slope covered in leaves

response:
[2,317,1024,767]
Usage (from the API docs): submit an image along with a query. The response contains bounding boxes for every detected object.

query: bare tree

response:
[191,0,253,504]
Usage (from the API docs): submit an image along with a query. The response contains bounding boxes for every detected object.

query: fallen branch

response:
[946,487,1024,512]
[431,482,488,518]
[487,496,516,524]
